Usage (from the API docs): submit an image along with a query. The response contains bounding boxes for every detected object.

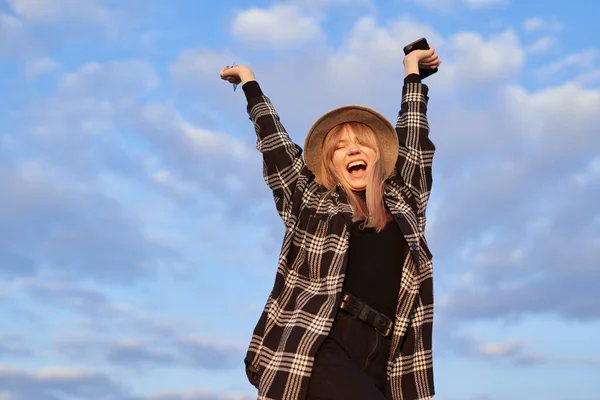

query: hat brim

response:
[304,105,399,184]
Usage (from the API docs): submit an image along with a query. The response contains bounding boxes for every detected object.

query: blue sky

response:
[1,0,599,399]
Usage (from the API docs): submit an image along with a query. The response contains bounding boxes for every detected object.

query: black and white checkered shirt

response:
[243,80,435,400]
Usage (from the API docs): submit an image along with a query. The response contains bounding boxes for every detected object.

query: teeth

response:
[348,161,366,169]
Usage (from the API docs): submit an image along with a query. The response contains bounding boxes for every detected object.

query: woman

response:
[220,47,440,400]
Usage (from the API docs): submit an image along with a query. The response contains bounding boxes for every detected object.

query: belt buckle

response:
[376,318,393,337]
[340,293,350,308]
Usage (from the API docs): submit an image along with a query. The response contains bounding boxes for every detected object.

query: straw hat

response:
[303,105,399,184]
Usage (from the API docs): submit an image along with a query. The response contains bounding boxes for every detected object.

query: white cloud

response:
[0,334,29,357]
[0,365,258,399]
[523,17,544,31]
[328,16,444,84]
[523,17,562,32]
[575,68,600,86]
[142,391,255,400]
[526,35,555,54]
[411,0,453,12]
[231,4,323,48]
[478,339,527,357]
[34,366,99,379]
[151,169,201,198]
[345,17,443,59]
[224,16,450,123]
[298,0,371,4]
[463,0,508,7]
[6,0,111,24]
[59,60,159,99]
[450,335,600,366]
[0,364,126,398]
[0,11,39,58]
[413,0,509,11]
[0,159,175,281]
[24,58,58,78]
[173,16,447,104]
[169,49,233,84]
[29,97,115,137]
[0,11,23,33]
[16,60,159,139]
[135,103,252,162]
[125,99,265,205]
[537,49,597,76]
[297,0,372,7]
[448,29,525,83]
[419,77,599,324]
[504,82,600,133]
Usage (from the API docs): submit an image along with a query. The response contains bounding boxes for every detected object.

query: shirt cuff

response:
[242,80,263,101]
[404,73,422,84]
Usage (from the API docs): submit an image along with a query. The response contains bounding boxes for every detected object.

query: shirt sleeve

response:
[404,73,422,84]
[394,81,435,227]
[242,81,306,227]
[242,80,263,100]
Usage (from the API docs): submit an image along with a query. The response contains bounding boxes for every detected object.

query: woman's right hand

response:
[220,65,256,86]
[403,47,441,77]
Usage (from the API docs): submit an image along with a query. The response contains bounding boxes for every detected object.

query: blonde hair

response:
[320,122,389,232]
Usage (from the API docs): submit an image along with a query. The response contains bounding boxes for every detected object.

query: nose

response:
[347,143,361,155]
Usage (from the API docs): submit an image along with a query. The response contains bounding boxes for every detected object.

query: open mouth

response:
[346,160,367,177]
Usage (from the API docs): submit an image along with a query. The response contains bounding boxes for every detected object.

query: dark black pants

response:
[306,309,392,399]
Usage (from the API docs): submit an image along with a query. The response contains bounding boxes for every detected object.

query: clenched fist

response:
[220,65,256,86]
[403,47,441,77]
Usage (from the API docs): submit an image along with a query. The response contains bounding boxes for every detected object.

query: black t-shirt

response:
[342,218,409,319]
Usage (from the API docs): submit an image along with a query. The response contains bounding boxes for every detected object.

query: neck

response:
[353,189,366,199]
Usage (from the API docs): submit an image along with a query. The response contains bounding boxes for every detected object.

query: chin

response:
[344,179,367,191]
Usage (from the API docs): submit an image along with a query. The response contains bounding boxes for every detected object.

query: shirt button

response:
[396,213,404,219]
[411,244,418,251]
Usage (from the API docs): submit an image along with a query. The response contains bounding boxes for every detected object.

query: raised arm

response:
[220,66,305,225]
[394,48,440,219]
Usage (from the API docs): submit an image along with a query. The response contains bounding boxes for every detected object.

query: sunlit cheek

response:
[332,155,344,174]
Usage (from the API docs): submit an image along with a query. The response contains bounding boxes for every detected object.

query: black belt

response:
[339,291,393,337]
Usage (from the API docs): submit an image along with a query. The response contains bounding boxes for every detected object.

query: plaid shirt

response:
[244,81,435,400]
